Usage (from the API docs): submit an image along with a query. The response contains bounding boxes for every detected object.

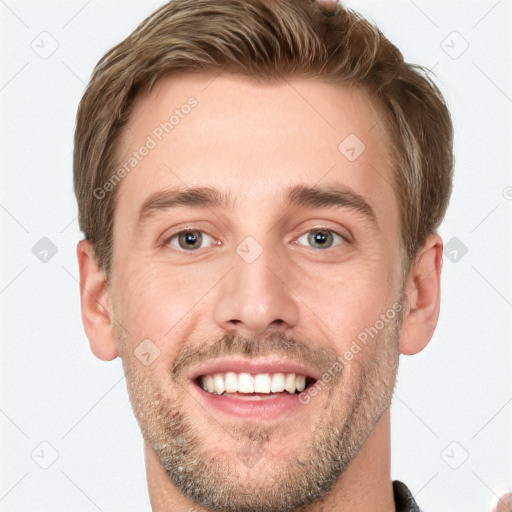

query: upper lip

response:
[188,357,321,383]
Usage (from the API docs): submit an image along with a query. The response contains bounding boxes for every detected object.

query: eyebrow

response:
[137,184,378,228]
[138,186,233,224]
[287,184,378,227]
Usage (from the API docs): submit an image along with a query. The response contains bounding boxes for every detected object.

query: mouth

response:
[195,372,316,398]
[188,358,320,420]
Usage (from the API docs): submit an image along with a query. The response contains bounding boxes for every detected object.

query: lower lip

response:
[193,383,310,421]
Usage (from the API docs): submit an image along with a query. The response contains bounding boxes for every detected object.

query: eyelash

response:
[162,228,348,252]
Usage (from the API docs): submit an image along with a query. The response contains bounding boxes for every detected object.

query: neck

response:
[144,409,395,512]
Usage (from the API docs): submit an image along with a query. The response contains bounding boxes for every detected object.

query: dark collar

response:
[393,480,421,512]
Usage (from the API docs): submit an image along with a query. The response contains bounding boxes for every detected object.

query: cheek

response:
[113,260,220,344]
[297,255,398,343]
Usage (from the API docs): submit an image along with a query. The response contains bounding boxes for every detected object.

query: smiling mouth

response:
[195,371,316,399]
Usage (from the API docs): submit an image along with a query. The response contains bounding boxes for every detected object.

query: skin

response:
[77,71,443,511]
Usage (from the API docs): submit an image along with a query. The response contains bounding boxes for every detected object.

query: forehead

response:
[114,71,397,231]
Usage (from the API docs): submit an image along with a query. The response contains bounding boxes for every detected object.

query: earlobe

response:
[399,233,443,356]
[76,240,118,361]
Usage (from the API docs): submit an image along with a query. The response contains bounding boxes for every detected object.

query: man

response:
[74,1,454,510]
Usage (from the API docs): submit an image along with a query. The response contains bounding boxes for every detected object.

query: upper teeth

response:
[199,372,307,395]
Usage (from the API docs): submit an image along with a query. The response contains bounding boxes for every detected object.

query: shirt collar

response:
[393,480,421,512]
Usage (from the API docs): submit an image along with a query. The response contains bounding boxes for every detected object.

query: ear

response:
[76,239,118,361]
[399,233,443,355]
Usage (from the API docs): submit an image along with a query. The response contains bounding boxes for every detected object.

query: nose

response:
[212,244,299,338]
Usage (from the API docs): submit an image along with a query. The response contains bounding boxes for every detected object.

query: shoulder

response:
[392,480,423,512]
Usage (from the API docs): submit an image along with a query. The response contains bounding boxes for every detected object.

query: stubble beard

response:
[117,305,403,512]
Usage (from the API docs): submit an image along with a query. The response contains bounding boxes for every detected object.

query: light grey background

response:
[1,1,511,511]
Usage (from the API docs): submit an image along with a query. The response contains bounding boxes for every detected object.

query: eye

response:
[295,229,345,249]
[167,230,216,251]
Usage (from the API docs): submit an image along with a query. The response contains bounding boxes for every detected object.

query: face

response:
[109,72,405,511]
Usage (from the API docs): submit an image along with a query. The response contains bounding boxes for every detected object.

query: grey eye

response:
[296,229,343,249]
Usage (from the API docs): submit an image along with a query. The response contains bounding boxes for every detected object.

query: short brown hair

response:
[74,0,453,278]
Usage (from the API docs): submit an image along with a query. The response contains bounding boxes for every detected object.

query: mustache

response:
[171,330,340,382]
